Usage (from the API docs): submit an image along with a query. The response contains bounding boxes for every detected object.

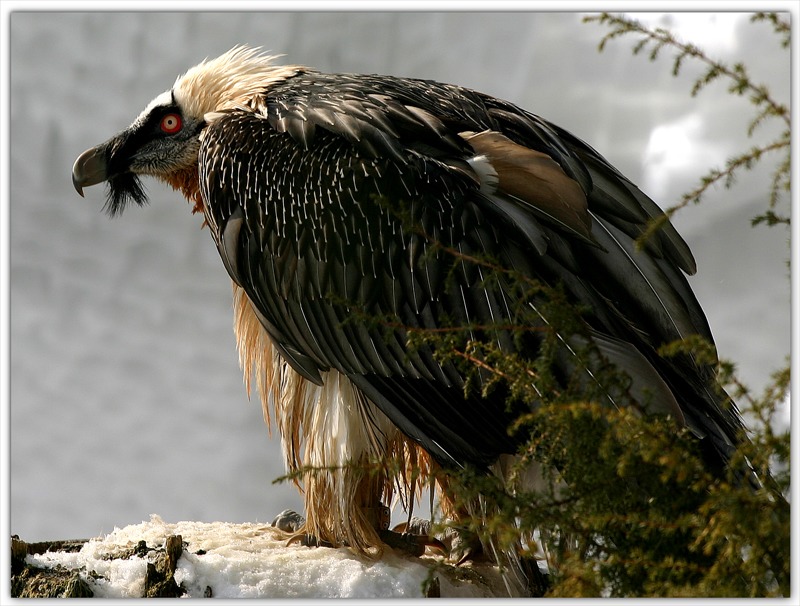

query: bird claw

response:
[271,509,334,548]
[271,507,446,557]
[449,532,482,565]
[286,533,334,549]
[270,509,306,533]
[379,529,446,557]
[394,517,482,563]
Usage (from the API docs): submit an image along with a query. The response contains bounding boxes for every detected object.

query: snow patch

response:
[24,515,514,598]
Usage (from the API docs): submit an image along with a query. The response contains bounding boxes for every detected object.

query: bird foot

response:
[271,509,331,547]
[379,528,446,557]
[270,506,445,556]
[270,509,306,533]
[286,533,335,548]
[393,517,482,564]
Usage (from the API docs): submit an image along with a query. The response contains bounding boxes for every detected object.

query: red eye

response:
[160,113,182,134]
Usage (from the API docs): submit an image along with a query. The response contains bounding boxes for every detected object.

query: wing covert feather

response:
[197,71,732,469]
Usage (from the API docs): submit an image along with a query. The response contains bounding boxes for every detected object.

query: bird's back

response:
[198,69,742,472]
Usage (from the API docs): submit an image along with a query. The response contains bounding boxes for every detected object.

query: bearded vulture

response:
[72,46,746,568]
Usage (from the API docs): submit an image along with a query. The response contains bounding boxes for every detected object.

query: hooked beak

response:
[72,145,108,197]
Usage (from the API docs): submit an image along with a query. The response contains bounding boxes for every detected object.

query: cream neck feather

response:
[173,46,302,120]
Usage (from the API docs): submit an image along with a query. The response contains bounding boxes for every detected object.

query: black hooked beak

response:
[72,144,108,197]
[72,132,148,216]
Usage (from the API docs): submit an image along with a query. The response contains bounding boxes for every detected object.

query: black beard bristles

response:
[104,173,149,217]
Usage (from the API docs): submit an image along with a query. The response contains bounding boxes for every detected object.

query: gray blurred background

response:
[8,11,790,542]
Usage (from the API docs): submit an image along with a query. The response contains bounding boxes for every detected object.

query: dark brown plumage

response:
[72,48,752,583]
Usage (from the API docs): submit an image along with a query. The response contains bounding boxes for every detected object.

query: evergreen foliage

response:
[280,13,791,597]
[434,13,791,597]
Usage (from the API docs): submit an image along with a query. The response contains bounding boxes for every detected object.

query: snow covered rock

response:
[13,515,520,598]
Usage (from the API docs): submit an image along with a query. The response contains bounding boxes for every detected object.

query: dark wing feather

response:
[199,70,741,469]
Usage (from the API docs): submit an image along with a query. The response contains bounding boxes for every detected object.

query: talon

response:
[286,533,334,549]
[452,543,480,565]
[393,517,481,562]
[448,526,483,564]
[273,509,337,549]
[379,529,446,557]
[271,509,306,533]
[392,517,431,536]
